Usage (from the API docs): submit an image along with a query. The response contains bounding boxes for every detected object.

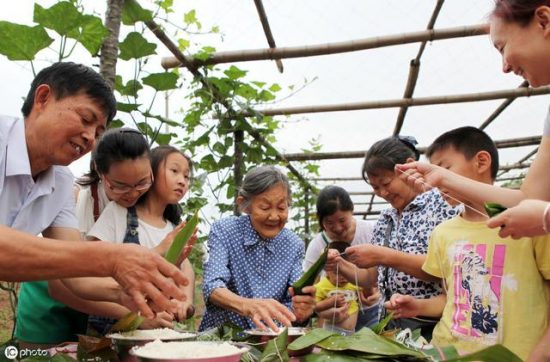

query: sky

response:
[1,0,548,219]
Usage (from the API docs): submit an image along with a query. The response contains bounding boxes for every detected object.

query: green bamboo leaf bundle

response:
[292,247,328,295]
[165,210,199,264]
[109,210,199,333]
[484,202,507,217]
[260,327,289,362]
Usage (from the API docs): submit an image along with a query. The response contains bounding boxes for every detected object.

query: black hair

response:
[491,0,550,26]
[362,136,419,182]
[139,145,193,225]
[21,62,117,124]
[76,128,150,186]
[316,186,354,230]
[426,126,499,179]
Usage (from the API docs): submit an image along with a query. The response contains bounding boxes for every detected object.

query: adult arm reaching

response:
[2,225,187,318]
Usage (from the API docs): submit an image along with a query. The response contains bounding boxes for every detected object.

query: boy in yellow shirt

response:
[385,127,550,360]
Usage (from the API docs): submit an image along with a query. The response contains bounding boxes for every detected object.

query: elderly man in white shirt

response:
[0,62,187,320]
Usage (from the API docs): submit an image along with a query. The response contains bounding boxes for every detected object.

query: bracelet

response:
[543,203,550,234]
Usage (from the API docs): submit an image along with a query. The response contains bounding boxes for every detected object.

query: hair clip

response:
[396,135,420,160]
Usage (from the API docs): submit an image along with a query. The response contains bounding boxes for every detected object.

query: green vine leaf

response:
[33,2,82,37]
[142,72,179,91]
[122,0,153,25]
[115,78,143,97]
[224,65,247,80]
[0,21,53,60]
[119,32,157,60]
[269,84,282,92]
[117,102,140,113]
[76,15,110,56]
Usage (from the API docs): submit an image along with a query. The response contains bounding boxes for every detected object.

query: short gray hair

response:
[238,165,292,211]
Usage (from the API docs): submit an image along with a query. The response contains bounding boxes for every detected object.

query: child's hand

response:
[359,287,381,307]
[140,311,175,329]
[325,249,343,272]
[383,293,421,319]
[316,302,349,324]
[172,299,196,321]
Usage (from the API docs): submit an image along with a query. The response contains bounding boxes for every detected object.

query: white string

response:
[395,168,489,220]
[331,263,339,327]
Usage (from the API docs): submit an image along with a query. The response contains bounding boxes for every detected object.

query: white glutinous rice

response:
[132,340,246,359]
[108,328,195,340]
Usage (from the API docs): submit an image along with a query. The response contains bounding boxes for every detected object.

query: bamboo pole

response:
[479,81,529,130]
[284,136,541,161]
[253,0,284,73]
[393,0,444,136]
[161,24,488,69]
[242,86,550,117]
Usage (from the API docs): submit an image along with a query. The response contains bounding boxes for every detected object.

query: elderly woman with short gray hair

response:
[199,165,316,331]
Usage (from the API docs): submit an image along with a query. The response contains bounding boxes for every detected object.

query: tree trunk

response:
[100,0,124,88]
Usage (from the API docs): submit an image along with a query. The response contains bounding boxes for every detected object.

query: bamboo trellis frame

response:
[283,136,541,161]
[241,86,550,117]
[151,2,546,222]
[161,24,488,69]
[393,0,444,136]
[253,0,284,73]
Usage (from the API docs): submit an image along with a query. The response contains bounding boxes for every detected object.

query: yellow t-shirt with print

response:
[423,215,550,360]
[315,277,360,315]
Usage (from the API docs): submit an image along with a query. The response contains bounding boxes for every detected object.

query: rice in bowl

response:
[131,340,249,360]
[107,328,196,341]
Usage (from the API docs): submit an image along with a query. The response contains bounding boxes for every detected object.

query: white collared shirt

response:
[0,116,77,235]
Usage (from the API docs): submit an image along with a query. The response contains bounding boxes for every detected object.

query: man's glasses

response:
[102,174,154,195]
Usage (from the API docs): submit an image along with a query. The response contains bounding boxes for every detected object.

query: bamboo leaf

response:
[119,32,157,60]
[0,22,52,61]
[292,248,328,295]
[370,313,393,335]
[142,72,179,91]
[260,328,289,362]
[165,210,199,264]
[108,312,144,333]
[484,202,507,217]
[441,344,521,362]
[77,334,111,353]
[288,328,335,351]
[316,328,425,358]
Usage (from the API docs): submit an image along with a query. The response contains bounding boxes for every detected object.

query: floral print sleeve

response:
[373,189,459,299]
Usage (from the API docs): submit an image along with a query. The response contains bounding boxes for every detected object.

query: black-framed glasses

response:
[102,173,154,194]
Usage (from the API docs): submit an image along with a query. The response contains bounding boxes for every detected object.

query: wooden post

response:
[233,129,244,216]
[304,187,310,245]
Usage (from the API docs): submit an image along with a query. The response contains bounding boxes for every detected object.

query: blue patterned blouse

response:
[372,189,459,300]
[199,215,304,331]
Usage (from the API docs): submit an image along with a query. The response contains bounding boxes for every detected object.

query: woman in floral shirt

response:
[330,136,458,339]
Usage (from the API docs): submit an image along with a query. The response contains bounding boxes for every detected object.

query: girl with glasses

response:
[85,145,196,334]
